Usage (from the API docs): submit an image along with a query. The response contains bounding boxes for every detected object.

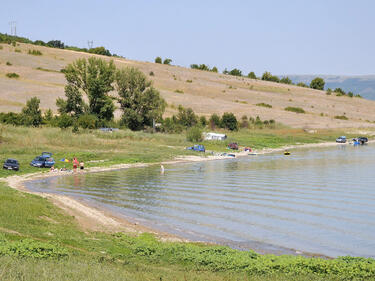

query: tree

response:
[211,66,218,73]
[47,40,64,49]
[247,72,257,79]
[115,67,166,130]
[21,97,42,127]
[261,71,280,82]
[186,126,203,142]
[43,109,53,123]
[88,46,111,56]
[176,105,198,127]
[155,57,162,64]
[221,112,238,131]
[229,68,242,76]
[297,82,308,88]
[163,58,172,65]
[310,77,325,90]
[199,116,207,127]
[209,113,221,129]
[58,57,116,120]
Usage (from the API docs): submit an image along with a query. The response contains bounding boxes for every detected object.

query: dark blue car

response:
[30,152,55,168]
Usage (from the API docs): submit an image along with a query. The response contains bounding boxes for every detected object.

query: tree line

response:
[0,33,116,57]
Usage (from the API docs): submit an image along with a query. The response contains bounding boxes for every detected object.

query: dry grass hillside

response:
[1,42,375,129]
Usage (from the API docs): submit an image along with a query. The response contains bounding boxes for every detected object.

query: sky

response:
[1,0,374,76]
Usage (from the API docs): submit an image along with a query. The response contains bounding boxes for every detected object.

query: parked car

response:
[336,136,346,143]
[228,142,239,150]
[3,158,19,171]
[186,144,205,152]
[357,137,368,143]
[30,152,55,168]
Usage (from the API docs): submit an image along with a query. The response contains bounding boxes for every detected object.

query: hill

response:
[288,75,375,101]
[1,42,375,129]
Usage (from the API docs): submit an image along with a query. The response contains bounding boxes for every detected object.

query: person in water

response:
[73,157,79,170]
[80,161,84,170]
[160,164,165,174]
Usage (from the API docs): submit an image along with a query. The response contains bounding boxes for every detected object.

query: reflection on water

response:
[26,144,375,257]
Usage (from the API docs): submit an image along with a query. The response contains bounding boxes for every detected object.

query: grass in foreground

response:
[0,125,365,178]
[0,182,374,280]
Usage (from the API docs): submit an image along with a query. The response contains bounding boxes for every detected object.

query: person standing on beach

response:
[73,157,79,171]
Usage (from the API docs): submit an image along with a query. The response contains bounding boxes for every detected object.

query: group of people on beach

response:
[50,157,85,173]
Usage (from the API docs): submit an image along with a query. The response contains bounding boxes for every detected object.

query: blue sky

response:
[1,0,374,76]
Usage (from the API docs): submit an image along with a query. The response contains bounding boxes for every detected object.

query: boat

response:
[284,151,291,155]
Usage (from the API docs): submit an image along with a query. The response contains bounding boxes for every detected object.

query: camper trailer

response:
[204,132,227,141]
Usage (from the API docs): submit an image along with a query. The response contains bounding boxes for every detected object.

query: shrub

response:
[334,88,346,96]
[209,113,221,129]
[228,68,242,76]
[326,88,332,95]
[6,72,19,78]
[199,116,207,127]
[14,48,21,53]
[256,103,272,108]
[161,117,183,133]
[43,109,53,123]
[28,49,42,56]
[0,112,22,125]
[78,114,98,129]
[247,72,257,79]
[240,115,249,128]
[186,126,203,142]
[149,71,154,76]
[88,46,111,56]
[334,115,348,120]
[347,91,354,97]
[163,58,172,65]
[6,61,12,66]
[221,112,238,131]
[211,66,218,73]
[280,77,292,84]
[154,57,162,64]
[174,89,184,94]
[310,77,325,90]
[285,106,305,114]
[297,82,308,88]
[261,71,280,82]
[176,105,198,127]
[0,45,3,50]
[57,114,73,129]
[186,79,192,83]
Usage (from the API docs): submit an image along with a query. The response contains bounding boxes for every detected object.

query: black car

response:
[3,159,19,171]
[358,137,368,143]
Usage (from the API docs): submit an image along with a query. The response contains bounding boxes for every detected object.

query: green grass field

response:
[0,182,374,281]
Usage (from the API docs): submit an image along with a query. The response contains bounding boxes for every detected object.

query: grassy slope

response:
[1,42,375,128]
[0,125,361,178]
[0,182,374,281]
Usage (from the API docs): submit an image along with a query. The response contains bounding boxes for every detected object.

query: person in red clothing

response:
[73,157,79,171]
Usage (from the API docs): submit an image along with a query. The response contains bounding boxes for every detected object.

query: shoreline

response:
[2,140,372,257]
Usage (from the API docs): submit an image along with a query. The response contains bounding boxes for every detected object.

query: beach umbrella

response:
[60,158,70,162]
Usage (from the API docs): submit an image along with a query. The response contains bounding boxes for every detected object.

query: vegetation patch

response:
[5,72,19,79]
[334,115,348,120]
[174,89,184,94]
[235,100,248,104]
[6,61,12,66]
[285,107,305,114]
[256,103,272,108]
[28,49,42,56]
[35,67,61,73]
[14,49,21,53]
[186,79,193,83]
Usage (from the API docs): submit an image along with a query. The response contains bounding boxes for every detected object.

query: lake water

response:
[26,144,375,258]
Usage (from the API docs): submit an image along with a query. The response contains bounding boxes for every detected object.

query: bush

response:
[228,68,242,76]
[176,105,198,127]
[174,89,184,94]
[247,72,257,79]
[88,46,111,56]
[6,61,12,66]
[78,114,98,129]
[28,49,42,56]
[0,112,22,125]
[280,77,292,84]
[347,91,354,97]
[297,82,308,88]
[209,113,221,129]
[6,72,19,78]
[57,114,73,129]
[310,77,325,90]
[256,103,272,108]
[149,71,154,76]
[21,97,42,127]
[261,71,280,82]
[0,45,3,50]
[240,115,249,128]
[163,58,172,65]
[326,88,332,95]
[186,79,192,83]
[221,112,238,131]
[334,115,348,120]
[154,57,162,64]
[285,107,305,114]
[199,116,207,127]
[14,48,21,53]
[186,126,203,142]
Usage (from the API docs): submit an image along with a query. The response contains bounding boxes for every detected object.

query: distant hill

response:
[288,75,375,100]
